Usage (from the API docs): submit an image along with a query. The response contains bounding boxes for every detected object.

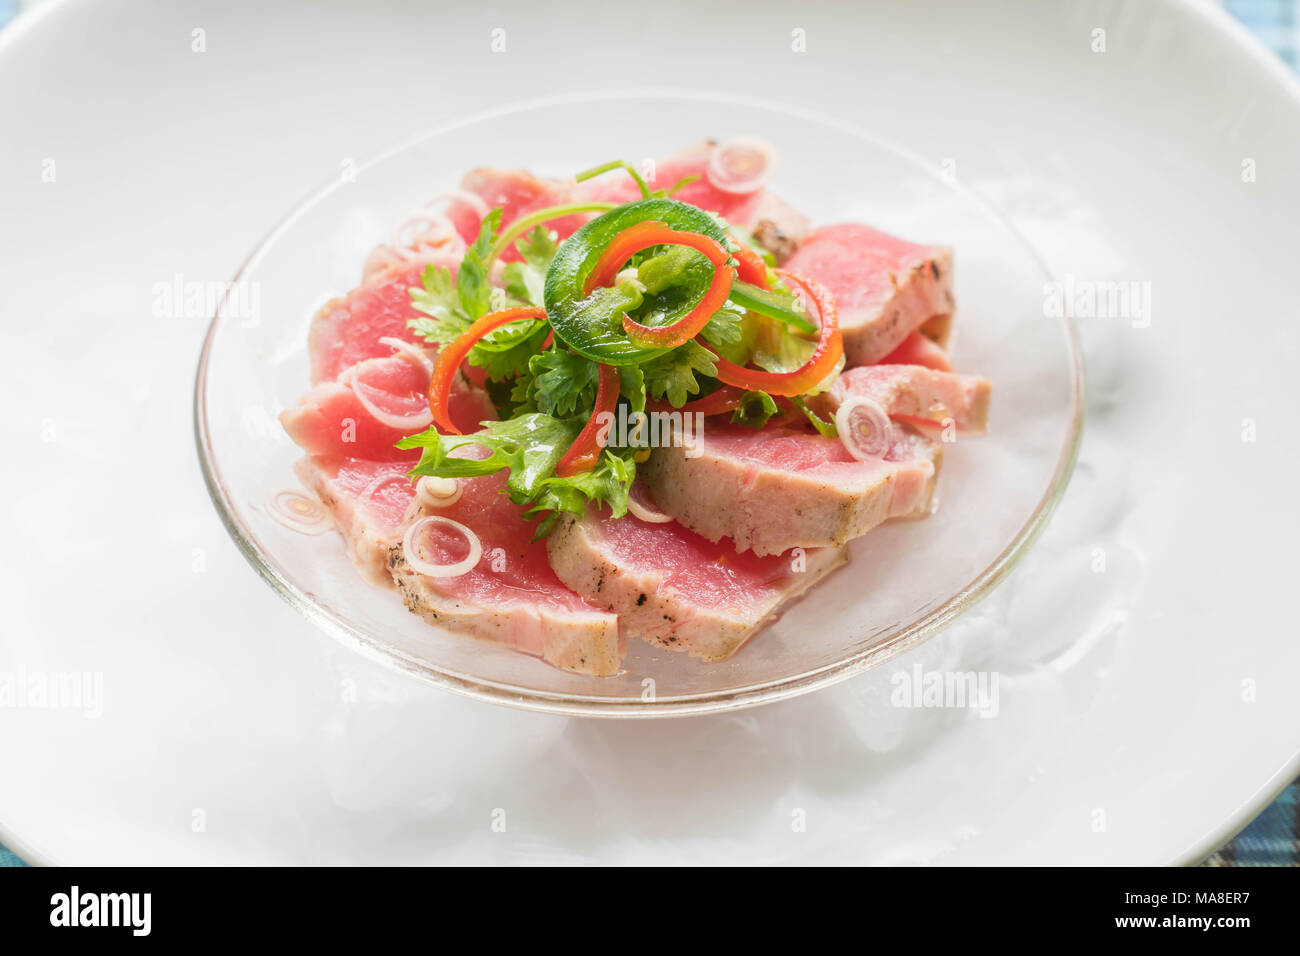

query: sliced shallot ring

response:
[266,489,333,535]
[627,482,673,524]
[393,209,460,249]
[416,475,462,509]
[363,245,407,278]
[835,396,893,460]
[706,136,775,195]
[394,190,488,249]
[402,516,482,578]
[428,188,491,219]
[377,335,434,374]
[349,374,434,431]
[357,472,414,515]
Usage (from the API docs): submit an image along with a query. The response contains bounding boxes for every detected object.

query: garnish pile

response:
[398,161,845,536]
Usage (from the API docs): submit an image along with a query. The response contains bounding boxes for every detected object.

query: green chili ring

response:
[543,198,729,365]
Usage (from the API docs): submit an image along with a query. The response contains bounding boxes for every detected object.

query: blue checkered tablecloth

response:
[1230,0,1299,66]
[0,0,1296,868]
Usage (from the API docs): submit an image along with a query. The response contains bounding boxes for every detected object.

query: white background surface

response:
[1,0,1298,864]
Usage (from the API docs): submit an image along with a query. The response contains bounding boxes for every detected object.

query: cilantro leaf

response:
[502,262,542,308]
[517,224,559,272]
[502,225,559,308]
[699,304,757,365]
[618,364,646,414]
[700,307,743,350]
[407,208,552,383]
[531,350,598,418]
[408,264,471,347]
[400,413,581,502]
[731,390,780,428]
[791,396,839,438]
[507,369,538,415]
[406,211,514,347]
[397,414,637,535]
[455,208,502,320]
[642,340,718,408]
[530,450,635,524]
[467,323,551,382]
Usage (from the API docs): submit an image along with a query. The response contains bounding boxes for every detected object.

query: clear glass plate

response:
[194,92,1083,717]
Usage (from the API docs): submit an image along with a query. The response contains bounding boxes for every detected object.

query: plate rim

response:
[0,0,1294,866]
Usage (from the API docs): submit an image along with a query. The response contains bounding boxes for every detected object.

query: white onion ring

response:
[706,136,775,195]
[356,472,414,517]
[402,516,482,578]
[393,209,461,250]
[627,482,673,524]
[347,373,433,432]
[427,188,490,218]
[377,336,434,374]
[394,237,464,264]
[835,396,893,460]
[267,489,333,535]
[392,190,488,258]
[416,475,463,509]
[363,244,407,279]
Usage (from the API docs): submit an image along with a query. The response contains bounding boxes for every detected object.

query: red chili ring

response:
[703,270,843,397]
[555,363,621,477]
[647,385,745,417]
[427,307,546,434]
[731,242,769,286]
[584,220,736,350]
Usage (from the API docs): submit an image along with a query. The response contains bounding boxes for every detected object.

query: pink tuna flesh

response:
[878,329,953,371]
[388,467,623,675]
[548,505,847,661]
[294,456,418,584]
[403,471,607,618]
[309,261,429,384]
[281,351,494,462]
[298,454,622,675]
[640,424,942,556]
[457,168,591,257]
[782,224,955,367]
[576,142,769,229]
[815,364,991,434]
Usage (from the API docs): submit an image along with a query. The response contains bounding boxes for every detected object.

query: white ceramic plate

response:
[1,0,1297,864]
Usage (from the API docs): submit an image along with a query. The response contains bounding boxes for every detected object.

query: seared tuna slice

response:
[459,146,804,257]
[751,191,811,263]
[295,456,420,585]
[309,261,428,384]
[878,329,953,371]
[811,364,991,435]
[782,224,955,366]
[548,504,846,661]
[575,142,779,232]
[458,168,591,253]
[388,471,623,676]
[641,425,941,556]
[298,455,620,675]
[281,349,494,462]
